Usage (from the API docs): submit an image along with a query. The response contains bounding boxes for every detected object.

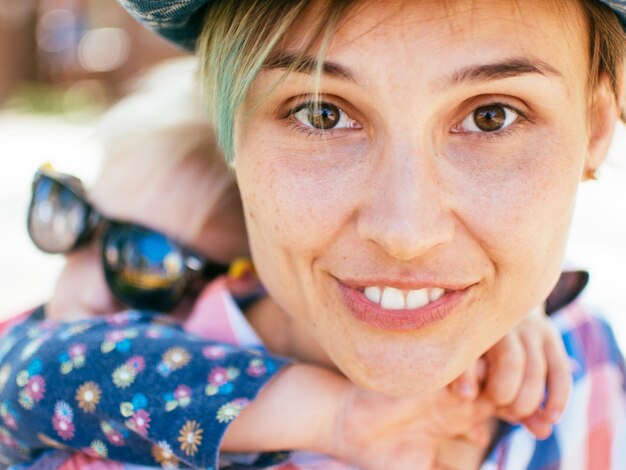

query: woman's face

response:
[234,0,610,394]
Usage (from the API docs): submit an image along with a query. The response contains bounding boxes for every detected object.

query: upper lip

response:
[338,276,476,292]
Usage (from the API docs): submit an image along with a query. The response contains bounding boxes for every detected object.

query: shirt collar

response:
[545,270,589,315]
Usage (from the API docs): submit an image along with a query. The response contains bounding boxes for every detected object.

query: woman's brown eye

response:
[307,103,340,129]
[291,101,361,132]
[473,105,506,131]
[457,104,518,134]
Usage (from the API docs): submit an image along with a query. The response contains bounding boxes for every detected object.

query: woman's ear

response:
[585,74,621,177]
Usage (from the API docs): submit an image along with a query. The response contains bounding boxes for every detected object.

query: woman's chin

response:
[346,367,457,397]
[334,350,466,397]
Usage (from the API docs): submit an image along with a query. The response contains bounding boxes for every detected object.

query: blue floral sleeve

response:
[0,307,290,469]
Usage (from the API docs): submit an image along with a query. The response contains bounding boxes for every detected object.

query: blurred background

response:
[0,0,625,351]
[0,0,182,112]
[0,0,182,316]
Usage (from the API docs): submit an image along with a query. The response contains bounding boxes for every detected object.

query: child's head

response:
[47,58,248,320]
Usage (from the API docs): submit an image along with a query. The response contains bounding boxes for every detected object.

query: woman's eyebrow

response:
[262,54,562,88]
[263,52,357,83]
[445,57,563,87]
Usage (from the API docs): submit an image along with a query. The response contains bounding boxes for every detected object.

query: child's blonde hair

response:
[92,57,241,245]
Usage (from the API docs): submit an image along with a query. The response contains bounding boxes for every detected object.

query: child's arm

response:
[0,310,491,470]
[223,362,498,470]
[0,309,291,469]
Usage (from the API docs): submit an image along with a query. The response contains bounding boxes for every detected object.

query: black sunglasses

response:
[27,166,230,311]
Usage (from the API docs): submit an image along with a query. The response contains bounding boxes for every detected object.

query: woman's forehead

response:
[279,0,588,85]
[323,0,587,32]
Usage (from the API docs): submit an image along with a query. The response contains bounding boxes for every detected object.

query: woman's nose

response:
[356,149,455,261]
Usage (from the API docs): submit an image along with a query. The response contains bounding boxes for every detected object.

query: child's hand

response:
[46,245,121,321]
[330,381,496,470]
[450,307,572,439]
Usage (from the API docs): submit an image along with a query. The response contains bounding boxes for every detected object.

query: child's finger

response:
[505,334,547,418]
[521,410,554,440]
[484,332,525,406]
[541,329,573,423]
[450,363,479,399]
[475,358,488,385]
[472,396,497,422]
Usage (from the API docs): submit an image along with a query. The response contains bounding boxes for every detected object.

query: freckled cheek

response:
[236,154,360,330]
[258,175,355,257]
[239,151,365,257]
[448,140,581,268]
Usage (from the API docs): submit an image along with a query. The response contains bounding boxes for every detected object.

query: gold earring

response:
[584,168,600,181]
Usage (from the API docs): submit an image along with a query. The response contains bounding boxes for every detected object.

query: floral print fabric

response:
[0,307,289,469]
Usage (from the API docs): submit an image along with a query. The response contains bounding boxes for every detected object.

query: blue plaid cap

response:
[117,0,212,51]
[602,0,626,26]
[118,0,626,51]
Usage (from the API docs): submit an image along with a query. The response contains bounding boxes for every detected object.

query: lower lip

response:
[339,284,469,331]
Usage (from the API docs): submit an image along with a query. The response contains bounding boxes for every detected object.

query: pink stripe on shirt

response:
[183,277,239,344]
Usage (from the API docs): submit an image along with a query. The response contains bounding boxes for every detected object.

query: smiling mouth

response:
[362,285,446,310]
[338,281,471,331]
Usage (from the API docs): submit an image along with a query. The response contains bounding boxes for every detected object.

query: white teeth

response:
[364,286,382,304]
[406,288,430,309]
[363,286,447,310]
[380,287,406,310]
[429,287,445,302]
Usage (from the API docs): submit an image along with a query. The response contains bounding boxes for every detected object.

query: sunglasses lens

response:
[28,176,89,253]
[102,224,189,311]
